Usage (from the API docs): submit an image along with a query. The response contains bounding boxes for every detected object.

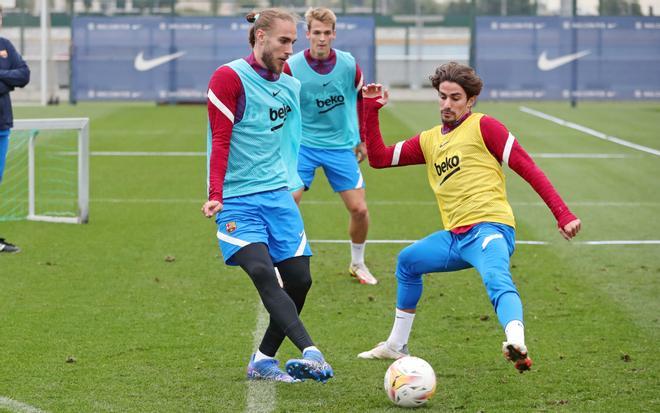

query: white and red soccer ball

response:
[384,356,437,408]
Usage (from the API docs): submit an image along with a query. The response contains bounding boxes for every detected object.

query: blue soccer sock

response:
[495,291,523,329]
[396,278,423,309]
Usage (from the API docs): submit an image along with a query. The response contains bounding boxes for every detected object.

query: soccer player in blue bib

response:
[284,7,378,285]
[203,8,333,383]
[0,5,30,254]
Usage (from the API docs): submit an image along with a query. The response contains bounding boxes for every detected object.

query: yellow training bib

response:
[419,113,515,230]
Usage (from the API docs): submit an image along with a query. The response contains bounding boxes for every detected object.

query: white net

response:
[0,118,89,224]
[0,130,31,221]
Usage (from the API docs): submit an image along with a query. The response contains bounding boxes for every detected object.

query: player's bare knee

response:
[349,204,369,220]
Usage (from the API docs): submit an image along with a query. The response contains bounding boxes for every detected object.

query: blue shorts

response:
[0,129,10,184]
[297,145,364,192]
[215,189,312,265]
[396,222,517,310]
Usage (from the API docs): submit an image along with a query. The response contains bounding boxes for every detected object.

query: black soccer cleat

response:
[502,342,533,373]
[0,238,21,253]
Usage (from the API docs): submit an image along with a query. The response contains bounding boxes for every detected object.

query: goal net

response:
[0,118,89,224]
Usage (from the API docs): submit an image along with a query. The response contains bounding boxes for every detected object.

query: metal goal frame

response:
[13,118,90,224]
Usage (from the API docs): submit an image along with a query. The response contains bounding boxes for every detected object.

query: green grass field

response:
[0,101,658,412]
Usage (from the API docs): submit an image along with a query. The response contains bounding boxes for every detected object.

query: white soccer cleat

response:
[502,341,533,373]
[358,341,409,359]
[349,263,378,285]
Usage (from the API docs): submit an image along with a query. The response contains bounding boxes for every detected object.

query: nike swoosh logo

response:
[323,81,332,87]
[537,50,590,71]
[272,90,281,97]
[134,51,186,71]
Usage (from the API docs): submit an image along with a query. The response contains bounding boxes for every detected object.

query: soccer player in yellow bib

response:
[357,62,581,373]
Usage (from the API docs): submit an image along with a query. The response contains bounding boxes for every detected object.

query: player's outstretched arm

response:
[202,200,223,218]
[559,218,582,240]
[362,84,425,168]
[479,116,580,238]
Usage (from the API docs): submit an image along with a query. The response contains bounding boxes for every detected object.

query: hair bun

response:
[246,12,259,23]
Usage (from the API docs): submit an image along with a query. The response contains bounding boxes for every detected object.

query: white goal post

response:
[12,118,90,224]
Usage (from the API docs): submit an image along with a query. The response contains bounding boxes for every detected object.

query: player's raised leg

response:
[460,222,532,373]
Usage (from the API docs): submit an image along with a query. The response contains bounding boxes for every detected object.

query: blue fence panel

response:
[71,16,375,102]
[475,16,660,100]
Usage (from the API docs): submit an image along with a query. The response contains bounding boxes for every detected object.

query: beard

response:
[261,49,281,74]
[442,105,470,123]
[441,111,456,122]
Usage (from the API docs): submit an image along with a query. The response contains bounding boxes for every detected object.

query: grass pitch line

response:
[63,151,633,159]
[0,397,48,413]
[519,106,660,156]
[310,239,660,246]
[92,151,206,156]
[245,303,276,413]
[90,198,659,208]
[580,240,660,245]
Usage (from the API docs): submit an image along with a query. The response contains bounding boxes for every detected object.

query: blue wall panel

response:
[72,16,375,102]
[475,16,660,100]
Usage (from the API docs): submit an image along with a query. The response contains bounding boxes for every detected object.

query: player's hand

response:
[362,83,389,106]
[202,200,223,218]
[559,218,581,240]
[355,142,367,163]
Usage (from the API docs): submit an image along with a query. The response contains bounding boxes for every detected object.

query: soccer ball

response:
[384,356,437,408]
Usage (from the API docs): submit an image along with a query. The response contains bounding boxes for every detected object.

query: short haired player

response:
[283,7,377,285]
